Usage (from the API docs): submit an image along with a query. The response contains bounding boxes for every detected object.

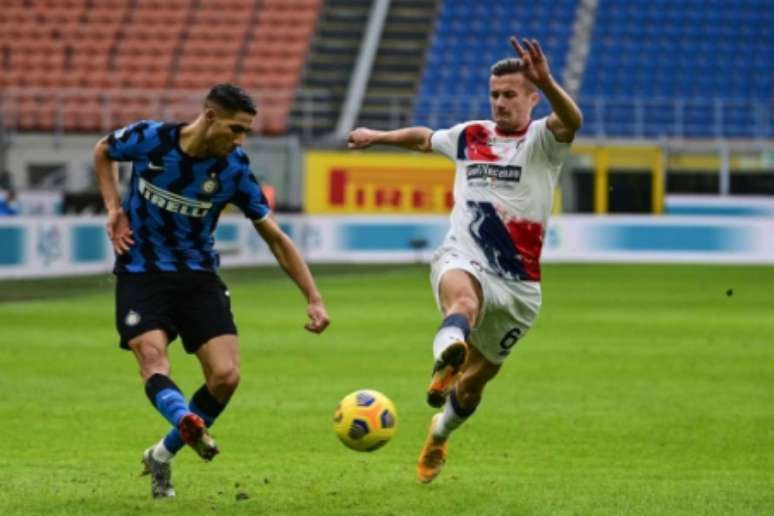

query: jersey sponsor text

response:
[138,177,212,218]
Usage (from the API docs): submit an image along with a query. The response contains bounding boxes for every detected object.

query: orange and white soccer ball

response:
[333,389,398,452]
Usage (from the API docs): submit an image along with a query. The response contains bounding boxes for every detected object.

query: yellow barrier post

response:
[651,149,665,214]
[594,148,609,214]
[552,187,563,215]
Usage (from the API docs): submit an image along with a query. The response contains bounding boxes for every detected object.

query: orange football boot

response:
[426,340,468,407]
[417,414,448,483]
[178,413,219,461]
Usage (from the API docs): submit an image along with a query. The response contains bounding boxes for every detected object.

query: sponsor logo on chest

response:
[138,177,213,217]
[465,163,523,184]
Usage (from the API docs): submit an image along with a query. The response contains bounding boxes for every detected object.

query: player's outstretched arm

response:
[254,217,330,334]
[347,126,433,152]
[93,137,134,254]
[510,36,583,142]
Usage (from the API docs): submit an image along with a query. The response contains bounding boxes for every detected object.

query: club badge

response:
[125,310,141,327]
[202,176,219,196]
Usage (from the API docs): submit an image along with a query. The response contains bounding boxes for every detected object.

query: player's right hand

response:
[347,127,377,149]
[510,36,553,88]
[305,299,330,334]
[106,208,134,254]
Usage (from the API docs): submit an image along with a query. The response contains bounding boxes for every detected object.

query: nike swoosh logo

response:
[148,162,165,170]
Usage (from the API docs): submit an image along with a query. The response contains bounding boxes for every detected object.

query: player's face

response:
[489,73,539,132]
[204,110,255,156]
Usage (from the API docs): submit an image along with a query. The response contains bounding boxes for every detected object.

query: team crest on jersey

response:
[202,177,219,196]
[125,310,141,327]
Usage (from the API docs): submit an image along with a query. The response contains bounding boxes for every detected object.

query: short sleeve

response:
[106,120,160,161]
[532,117,571,167]
[232,168,271,222]
[430,123,467,160]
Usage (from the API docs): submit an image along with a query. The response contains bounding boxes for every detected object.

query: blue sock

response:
[162,384,228,455]
[433,313,471,360]
[145,374,189,427]
[441,313,471,338]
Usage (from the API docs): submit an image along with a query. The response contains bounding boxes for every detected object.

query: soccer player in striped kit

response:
[348,37,582,483]
[94,84,330,498]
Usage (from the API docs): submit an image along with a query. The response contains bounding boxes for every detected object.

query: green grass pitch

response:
[1,264,772,515]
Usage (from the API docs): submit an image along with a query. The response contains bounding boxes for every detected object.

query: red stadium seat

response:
[135,0,192,8]
[4,0,318,134]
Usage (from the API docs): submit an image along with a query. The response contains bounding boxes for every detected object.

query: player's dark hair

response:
[205,83,257,115]
[490,58,537,92]
[490,58,523,77]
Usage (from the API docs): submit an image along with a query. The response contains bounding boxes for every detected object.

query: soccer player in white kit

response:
[348,37,582,483]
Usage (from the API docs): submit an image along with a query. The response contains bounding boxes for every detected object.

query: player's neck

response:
[179,121,209,158]
[494,120,531,137]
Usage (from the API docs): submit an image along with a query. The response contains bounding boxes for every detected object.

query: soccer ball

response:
[333,389,398,452]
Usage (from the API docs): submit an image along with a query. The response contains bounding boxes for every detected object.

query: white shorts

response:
[430,243,542,365]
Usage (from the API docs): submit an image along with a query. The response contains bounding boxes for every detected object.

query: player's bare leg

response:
[149,335,239,464]
[179,334,241,460]
[129,330,212,495]
[418,345,500,483]
[196,334,241,404]
[427,269,482,407]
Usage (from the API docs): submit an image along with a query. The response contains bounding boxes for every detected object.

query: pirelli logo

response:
[466,164,522,182]
[305,152,455,214]
[138,178,212,218]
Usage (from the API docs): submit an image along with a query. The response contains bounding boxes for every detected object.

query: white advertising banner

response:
[1,214,773,279]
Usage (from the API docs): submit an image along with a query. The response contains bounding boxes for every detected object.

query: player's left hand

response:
[347,128,378,149]
[106,208,134,254]
[305,299,330,334]
[510,36,553,88]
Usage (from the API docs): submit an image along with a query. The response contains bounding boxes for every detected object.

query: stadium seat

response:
[2,0,321,134]
[414,0,578,129]
[413,0,771,139]
[579,0,771,138]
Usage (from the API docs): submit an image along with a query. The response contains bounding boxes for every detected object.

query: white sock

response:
[433,326,466,362]
[152,439,174,463]
[433,398,468,441]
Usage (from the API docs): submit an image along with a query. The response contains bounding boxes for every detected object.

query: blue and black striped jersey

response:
[107,120,271,273]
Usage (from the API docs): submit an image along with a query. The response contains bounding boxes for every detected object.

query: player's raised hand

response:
[510,36,552,88]
[347,127,379,149]
[106,208,134,254]
[305,299,330,334]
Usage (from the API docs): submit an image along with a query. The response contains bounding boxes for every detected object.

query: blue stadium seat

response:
[579,0,772,138]
[413,0,579,128]
[417,0,771,138]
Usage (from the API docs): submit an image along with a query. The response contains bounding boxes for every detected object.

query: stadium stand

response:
[412,0,771,139]
[289,0,371,137]
[0,0,321,134]
[580,0,772,138]
[413,0,577,130]
[355,0,438,131]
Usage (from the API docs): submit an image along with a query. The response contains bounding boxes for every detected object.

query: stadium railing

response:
[414,96,773,140]
[0,88,331,137]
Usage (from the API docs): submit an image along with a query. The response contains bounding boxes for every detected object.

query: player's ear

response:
[204,108,218,123]
[529,92,540,109]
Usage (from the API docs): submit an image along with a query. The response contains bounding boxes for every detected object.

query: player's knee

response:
[129,338,169,377]
[208,364,240,394]
[450,295,479,325]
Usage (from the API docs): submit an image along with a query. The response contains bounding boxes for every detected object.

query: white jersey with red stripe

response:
[430,117,570,282]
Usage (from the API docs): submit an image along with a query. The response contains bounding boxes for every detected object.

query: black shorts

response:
[115,271,237,353]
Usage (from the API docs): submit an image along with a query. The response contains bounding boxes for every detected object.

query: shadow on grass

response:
[0,264,427,304]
